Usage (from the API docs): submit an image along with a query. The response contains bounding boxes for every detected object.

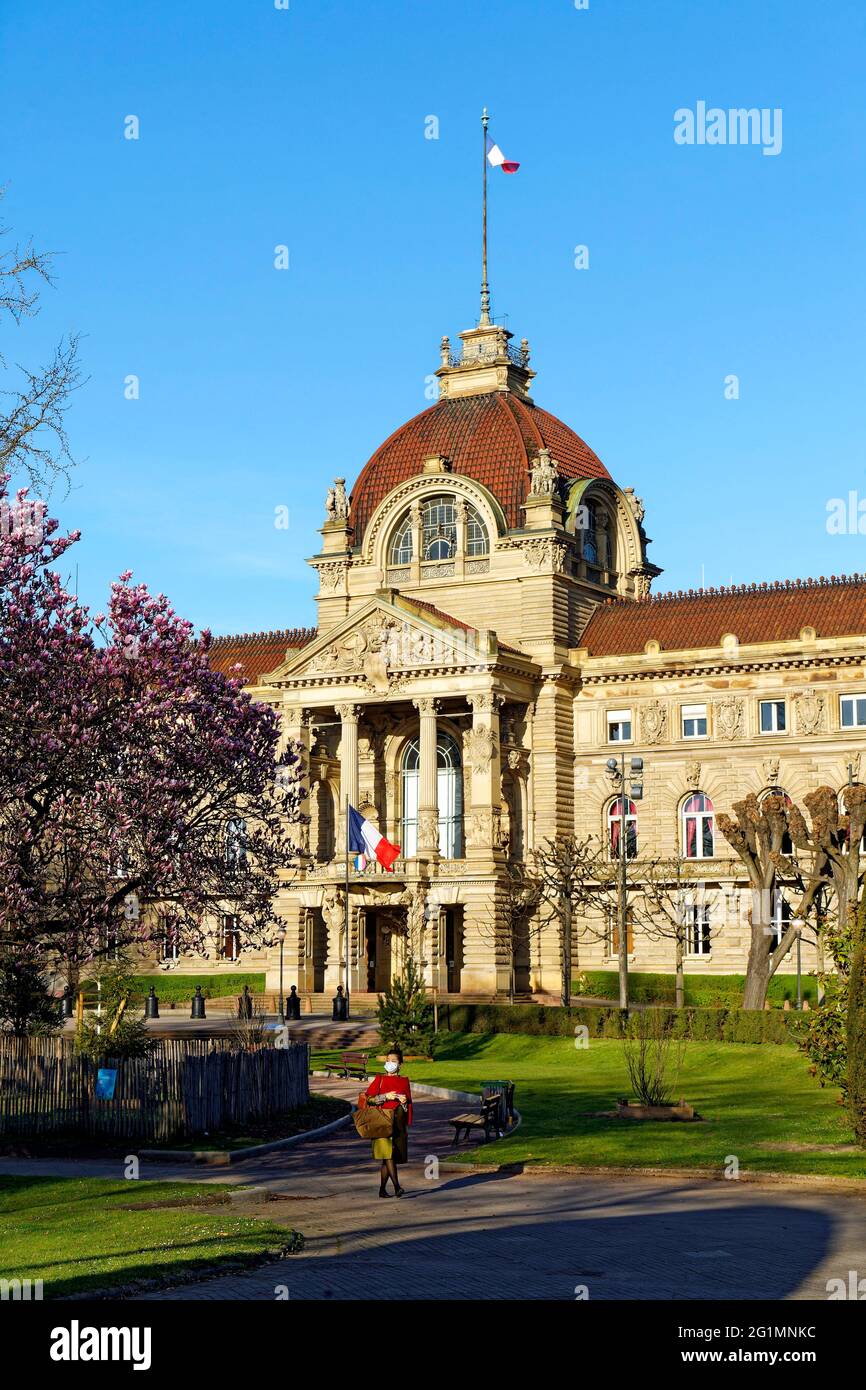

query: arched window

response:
[580,499,615,582]
[608,797,638,859]
[390,516,413,564]
[760,789,793,856]
[682,793,715,859]
[422,496,457,559]
[388,495,490,567]
[465,504,489,556]
[401,731,463,858]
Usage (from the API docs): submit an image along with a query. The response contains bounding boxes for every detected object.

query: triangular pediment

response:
[267,595,490,690]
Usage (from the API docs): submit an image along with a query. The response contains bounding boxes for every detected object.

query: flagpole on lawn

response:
[344,794,351,1019]
[480,106,491,326]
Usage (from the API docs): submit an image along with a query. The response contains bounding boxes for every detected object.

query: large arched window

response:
[401,731,463,858]
[682,792,715,859]
[608,797,638,859]
[388,495,489,565]
[579,498,616,583]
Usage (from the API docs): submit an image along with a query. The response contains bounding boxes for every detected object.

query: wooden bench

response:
[324,1050,370,1080]
[449,1094,503,1146]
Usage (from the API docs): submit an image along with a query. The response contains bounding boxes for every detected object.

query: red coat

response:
[365,1072,413,1125]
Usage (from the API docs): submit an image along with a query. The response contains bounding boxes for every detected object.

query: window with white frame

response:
[465,505,489,556]
[401,731,463,859]
[682,792,715,859]
[769,892,791,950]
[607,797,638,860]
[390,516,413,564]
[682,703,707,739]
[685,903,712,956]
[225,818,247,869]
[840,695,866,729]
[220,914,241,961]
[160,926,180,962]
[760,700,786,734]
[606,709,632,743]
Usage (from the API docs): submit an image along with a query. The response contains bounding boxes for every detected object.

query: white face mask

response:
[384,1060,400,1075]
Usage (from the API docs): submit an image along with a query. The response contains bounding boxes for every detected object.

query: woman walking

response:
[365,1047,413,1197]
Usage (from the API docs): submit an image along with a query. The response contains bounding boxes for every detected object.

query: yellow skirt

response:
[370,1106,408,1162]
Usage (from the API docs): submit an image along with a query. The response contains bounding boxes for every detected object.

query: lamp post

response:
[606,752,644,1012]
[277,924,287,1024]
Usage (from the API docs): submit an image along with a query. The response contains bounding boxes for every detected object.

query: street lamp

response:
[606,752,644,1012]
[277,924,287,1024]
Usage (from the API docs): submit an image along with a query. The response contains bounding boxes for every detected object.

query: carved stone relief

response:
[714,696,744,742]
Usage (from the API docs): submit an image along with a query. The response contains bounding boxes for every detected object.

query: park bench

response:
[448,1093,504,1146]
[324,1050,370,1080]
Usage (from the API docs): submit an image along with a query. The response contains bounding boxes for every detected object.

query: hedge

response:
[438,1002,806,1045]
[121,973,266,1004]
[574,971,819,1009]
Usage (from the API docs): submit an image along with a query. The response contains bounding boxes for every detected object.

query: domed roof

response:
[350,391,610,542]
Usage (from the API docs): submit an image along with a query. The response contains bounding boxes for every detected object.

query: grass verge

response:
[0,1176,299,1297]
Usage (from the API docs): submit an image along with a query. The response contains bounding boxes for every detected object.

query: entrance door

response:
[310,909,327,992]
[445,908,463,993]
[364,911,392,993]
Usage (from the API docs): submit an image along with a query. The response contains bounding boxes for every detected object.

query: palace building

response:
[176,305,865,1002]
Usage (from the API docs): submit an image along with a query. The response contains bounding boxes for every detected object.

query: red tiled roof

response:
[350,393,610,542]
[579,576,866,657]
[209,628,316,682]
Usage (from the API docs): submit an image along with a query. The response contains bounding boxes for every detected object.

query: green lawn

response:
[319,1033,864,1180]
[0,1176,297,1297]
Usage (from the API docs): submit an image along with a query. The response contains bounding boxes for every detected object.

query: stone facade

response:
[152,316,866,998]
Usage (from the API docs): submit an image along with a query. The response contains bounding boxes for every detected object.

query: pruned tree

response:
[533,835,609,1007]
[717,793,812,1010]
[638,855,727,1009]
[0,194,84,494]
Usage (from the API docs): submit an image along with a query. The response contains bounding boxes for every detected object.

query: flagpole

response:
[480,106,490,326]
[344,794,351,1019]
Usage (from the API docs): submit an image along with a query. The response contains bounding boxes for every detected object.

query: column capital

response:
[336,702,361,723]
[468,691,504,715]
[412,696,440,717]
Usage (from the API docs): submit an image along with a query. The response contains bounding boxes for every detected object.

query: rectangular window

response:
[160,928,180,963]
[607,709,632,743]
[220,914,240,961]
[682,704,707,739]
[840,695,866,729]
[760,700,786,734]
[605,907,634,956]
[685,905,712,957]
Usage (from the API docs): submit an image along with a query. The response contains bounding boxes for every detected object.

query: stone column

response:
[282,703,311,862]
[336,703,360,846]
[466,692,503,862]
[412,697,439,857]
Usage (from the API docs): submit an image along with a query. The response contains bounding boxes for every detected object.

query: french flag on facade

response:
[347,804,401,872]
[486,134,520,174]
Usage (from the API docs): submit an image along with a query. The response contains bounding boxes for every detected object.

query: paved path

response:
[4,1081,866,1301]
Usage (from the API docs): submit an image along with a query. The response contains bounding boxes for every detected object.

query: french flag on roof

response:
[486,134,520,174]
[348,804,401,872]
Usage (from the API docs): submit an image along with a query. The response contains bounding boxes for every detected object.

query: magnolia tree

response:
[0,479,305,992]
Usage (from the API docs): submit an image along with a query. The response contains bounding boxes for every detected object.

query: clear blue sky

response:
[3,0,864,635]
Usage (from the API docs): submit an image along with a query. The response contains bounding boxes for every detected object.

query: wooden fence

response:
[0,1036,310,1142]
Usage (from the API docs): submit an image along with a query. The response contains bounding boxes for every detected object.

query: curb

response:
[437,1157,866,1193]
[139,1108,352,1167]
